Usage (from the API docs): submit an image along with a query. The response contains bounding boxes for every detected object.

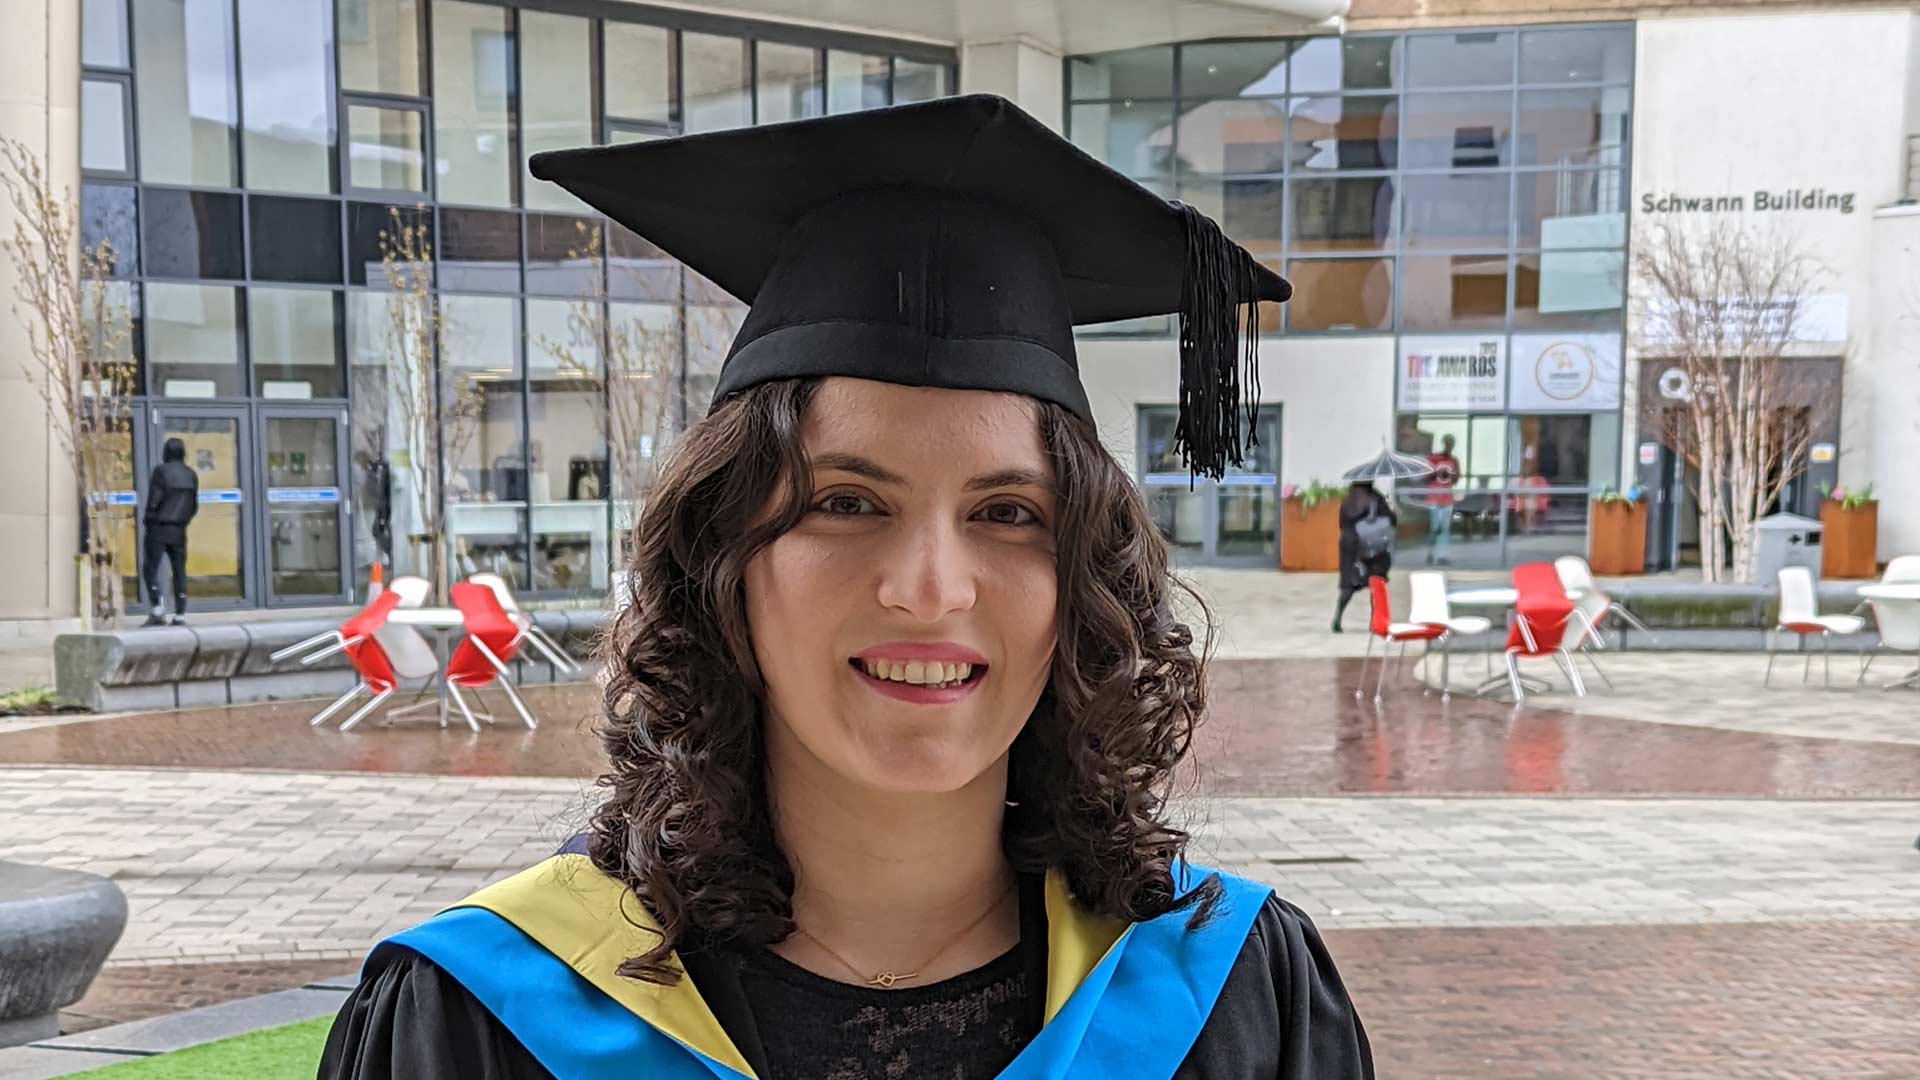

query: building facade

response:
[4,0,1918,628]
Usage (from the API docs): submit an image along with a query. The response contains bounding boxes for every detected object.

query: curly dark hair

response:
[590,378,1220,982]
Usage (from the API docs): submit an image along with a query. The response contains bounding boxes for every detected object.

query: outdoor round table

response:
[383,607,467,729]
[1856,584,1920,688]
[1444,586,1585,698]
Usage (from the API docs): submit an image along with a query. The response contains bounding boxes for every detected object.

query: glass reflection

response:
[238,0,336,194]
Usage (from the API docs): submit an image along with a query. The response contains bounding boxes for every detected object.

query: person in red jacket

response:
[1424,434,1460,565]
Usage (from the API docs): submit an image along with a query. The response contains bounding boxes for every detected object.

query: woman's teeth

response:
[859,659,975,688]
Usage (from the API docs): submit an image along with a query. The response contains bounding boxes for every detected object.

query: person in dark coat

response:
[1333,481,1396,633]
[141,437,198,626]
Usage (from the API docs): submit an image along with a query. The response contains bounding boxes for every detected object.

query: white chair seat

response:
[1386,621,1440,638]
[1443,615,1492,635]
[1795,614,1865,635]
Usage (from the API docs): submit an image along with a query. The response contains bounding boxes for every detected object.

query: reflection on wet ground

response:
[3,661,1915,797]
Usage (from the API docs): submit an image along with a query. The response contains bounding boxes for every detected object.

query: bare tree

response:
[1,138,137,625]
[373,206,482,598]
[1631,220,1840,582]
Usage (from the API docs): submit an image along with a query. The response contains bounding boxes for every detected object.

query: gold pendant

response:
[868,971,916,989]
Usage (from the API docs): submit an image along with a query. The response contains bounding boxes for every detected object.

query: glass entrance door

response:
[259,408,352,603]
[150,406,252,608]
[1138,406,1282,567]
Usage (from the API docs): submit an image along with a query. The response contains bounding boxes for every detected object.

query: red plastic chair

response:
[1355,576,1445,703]
[1499,562,1587,704]
[446,581,538,729]
[286,590,405,729]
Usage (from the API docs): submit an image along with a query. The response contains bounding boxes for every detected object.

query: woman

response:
[319,95,1371,1080]
[1333,481,1396,633]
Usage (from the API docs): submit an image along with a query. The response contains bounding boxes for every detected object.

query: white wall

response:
[0,0,81,623]
[1630,10,1915,497]
[1866,207,1920,555]
[1078,334,1395,486]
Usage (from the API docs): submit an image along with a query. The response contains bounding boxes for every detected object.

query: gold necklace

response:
[789,885,1014,990]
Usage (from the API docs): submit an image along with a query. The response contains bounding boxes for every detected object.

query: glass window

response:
[346,289,433,583]
[604,22,674,124]
[1397,413,1506,490]
[83,279,140,393]
[1175,99,1287,176]
[1400,172,1509,249]
[83,0,131,67]
[892,58,948,105]
[521,12,592,213]
[1287,96,1395,171]
[1179,40,1293,98]
[144,282,241,396]
[528,298,609,592]
[249,196,342,283]
[442,294,528,585]
[1068,101,1175,179]
[1516,168,1626,249]
[347,202,433,287]
[608,223,679,303]
[345,104,426,192]
[1400,91,1511,170]
[1181,178,1283,260]
[526,214,599,296]
[1510,414,1591,486]
[1400,254,1507,331]
[1289,177,1394,253]
[1520,26,1633,85]
[1284,258,1392,331]
[1067,45,1172,100]
[683,32,749,133]
[827,51,888,114]
[141,189,244,278]
[249,287,343,397]
[81,78,131,174]
[238,0,335,194]
[1287,36,1397,92]
[1516,86,1629,168]
[81,184,138,276]
[133,0,238,187]
[757,43,822,124]
[337,0,422,96]
[440,207,520,292]
[1504,493,1587,561]
[1514,249,1624,329]
[1405,31,1514,87]
[432,0,514,207]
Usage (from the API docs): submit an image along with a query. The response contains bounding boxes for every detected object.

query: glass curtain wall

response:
[1067,26,1631,567]
[84,0,955,603]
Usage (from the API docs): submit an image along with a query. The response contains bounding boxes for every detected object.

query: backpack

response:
[1354,510,1394,559]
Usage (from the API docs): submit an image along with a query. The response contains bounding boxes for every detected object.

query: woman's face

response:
[745,377,1059,796]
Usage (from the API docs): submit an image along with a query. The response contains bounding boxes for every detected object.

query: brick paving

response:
[58,960,350,1034]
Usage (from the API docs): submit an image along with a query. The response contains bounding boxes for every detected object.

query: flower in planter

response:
[1819,482,1875,511]
[1281,483,1297,500]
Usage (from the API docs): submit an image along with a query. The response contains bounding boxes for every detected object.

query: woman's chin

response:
[839,733,1004,797]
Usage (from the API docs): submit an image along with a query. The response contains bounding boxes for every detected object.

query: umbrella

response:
[1342,445,1434,483]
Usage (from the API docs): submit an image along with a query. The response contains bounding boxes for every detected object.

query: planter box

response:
[1280,497,1341,572]
[1820,500,1878,578]
[1587,499,1648,575]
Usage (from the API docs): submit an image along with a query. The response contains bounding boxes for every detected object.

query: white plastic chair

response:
[1766,566,1866,688]
[1864,596,1920,689]
[1406,571,1493,701]
[348,620,451,732]
[388,575,432,608]
[1555,556,1654,645]
[467,572,581,675]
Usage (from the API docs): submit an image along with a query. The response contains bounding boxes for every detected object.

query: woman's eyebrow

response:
[810,452,1053,493]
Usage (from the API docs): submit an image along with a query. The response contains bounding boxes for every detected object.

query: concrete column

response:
[959,38,1064,134]
[0,0,82,626]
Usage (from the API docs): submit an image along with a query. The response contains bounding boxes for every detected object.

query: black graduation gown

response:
[317,877,1371,1080]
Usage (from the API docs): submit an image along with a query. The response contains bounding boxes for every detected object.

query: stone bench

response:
[0,862,127,1047]
[55,610,608,712]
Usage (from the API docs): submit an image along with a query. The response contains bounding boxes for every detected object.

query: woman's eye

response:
[980,502,1040,527]
[815,493,872,517]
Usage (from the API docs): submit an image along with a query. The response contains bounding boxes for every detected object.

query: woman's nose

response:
[874,517,977,621]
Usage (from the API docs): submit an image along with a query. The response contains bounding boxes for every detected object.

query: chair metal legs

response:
[1554,648,1588,698]
[272,631,339,664]
[472,638,538,729]
[309,684,363,727]
[443,682,484,733]
[338,687,396,732]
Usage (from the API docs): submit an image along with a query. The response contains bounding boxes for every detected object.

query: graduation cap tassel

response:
[1171,203,1262,484]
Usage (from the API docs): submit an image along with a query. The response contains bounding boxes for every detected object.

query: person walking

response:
[140,437,198,627]
[1425,434,1460,564]
[1333,480,1396,633]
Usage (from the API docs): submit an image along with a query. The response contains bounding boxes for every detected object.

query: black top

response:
[316,889,1373,1080]
[142,460,199,538]
[527,94,1288,480]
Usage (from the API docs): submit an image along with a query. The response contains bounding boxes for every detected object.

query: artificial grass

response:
[66,1015,332,1079]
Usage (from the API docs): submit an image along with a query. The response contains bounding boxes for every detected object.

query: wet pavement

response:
[3,661,1917,798]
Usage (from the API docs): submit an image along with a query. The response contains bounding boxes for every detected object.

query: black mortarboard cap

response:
[528,94,1289,479]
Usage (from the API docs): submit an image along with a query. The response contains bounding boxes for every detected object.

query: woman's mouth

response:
[849,658,987,703]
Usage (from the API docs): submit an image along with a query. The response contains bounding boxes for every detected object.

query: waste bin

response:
[1752,513,1824,584]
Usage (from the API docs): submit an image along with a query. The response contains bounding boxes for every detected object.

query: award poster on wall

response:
[1396,336,1505,411]
[1508,333,1624,412]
